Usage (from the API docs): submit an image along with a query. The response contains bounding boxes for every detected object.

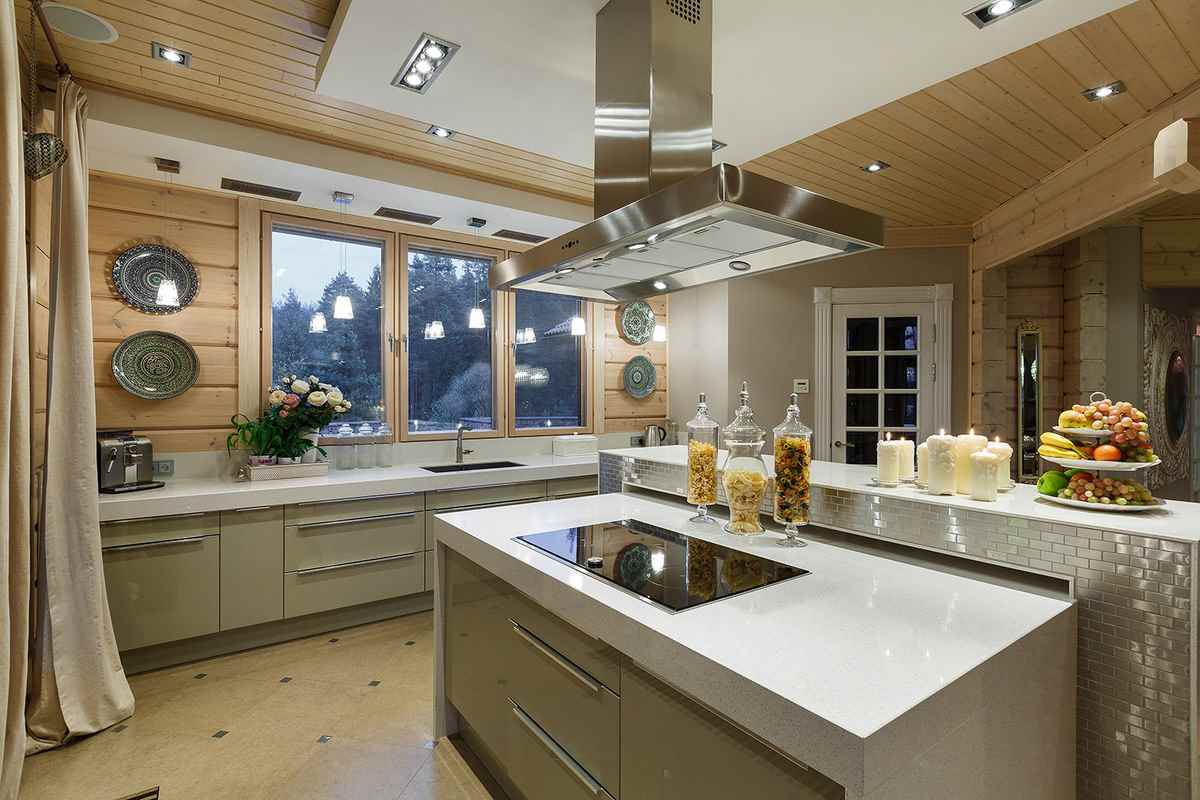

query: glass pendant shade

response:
[525,327,536,344]
[427,320,445,339]
[468,307,486,329]
[155,279,180,307]
[652,323,667,342]
[309,312,327,333]
[333,294,354,319]
[570,316,587,336]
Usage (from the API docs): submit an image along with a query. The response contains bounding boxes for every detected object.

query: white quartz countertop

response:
[98,454,597,522]
[606,445,1200,542]
[434,493,1073,792]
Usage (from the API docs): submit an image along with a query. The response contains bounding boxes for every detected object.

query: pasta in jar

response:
[687,440,718,505]
[773,435,811,525]
[722,468,767,534]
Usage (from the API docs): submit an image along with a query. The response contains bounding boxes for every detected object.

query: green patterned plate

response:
[618,300,656,345]
[112,331,199,400]
[623,355,657,399]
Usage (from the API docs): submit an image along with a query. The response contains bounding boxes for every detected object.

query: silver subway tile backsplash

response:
[600,452,1196,800]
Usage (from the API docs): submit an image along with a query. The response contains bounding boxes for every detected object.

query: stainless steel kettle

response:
[643,424,667,447]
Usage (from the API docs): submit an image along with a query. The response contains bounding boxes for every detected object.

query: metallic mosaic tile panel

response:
[600,452,1197,800]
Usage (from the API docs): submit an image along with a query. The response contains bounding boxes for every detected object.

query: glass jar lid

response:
[774,392,812,438]
[723,382,765,444]
[688,392,719,430]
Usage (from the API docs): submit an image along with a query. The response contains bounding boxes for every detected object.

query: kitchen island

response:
[432,493,1076,800]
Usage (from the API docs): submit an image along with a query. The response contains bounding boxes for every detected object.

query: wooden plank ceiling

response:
[746,0,1200,229]
[15,0,594,204]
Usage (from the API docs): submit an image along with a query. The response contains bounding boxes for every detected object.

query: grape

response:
[1062,475,1154,505]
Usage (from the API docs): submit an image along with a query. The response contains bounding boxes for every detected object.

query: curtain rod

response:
[30,0,70,76]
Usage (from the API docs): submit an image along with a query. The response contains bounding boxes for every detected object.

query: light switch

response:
[793,378,810,394]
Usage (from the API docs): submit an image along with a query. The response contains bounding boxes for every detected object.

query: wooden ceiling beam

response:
[1154,117,1200,194]
[971,82,1200,273]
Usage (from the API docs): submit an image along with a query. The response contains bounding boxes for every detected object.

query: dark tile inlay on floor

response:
[212,730,228,739]
[279,677,292,683]
[405,641,415,646]
[317,735,333,744]
[368,680,381,687]
[328,638,339,643]
[194,673,207,679]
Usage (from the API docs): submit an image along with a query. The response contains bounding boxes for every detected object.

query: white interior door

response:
[831,303,934,464]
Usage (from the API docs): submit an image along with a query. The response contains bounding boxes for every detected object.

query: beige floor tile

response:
[273,739,432,800]
[400,742,497,800]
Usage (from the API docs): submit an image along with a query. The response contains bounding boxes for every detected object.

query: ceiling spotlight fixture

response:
[863,160,891,173]
[1083,80,1126,102]
[711,139,727,152]
[467,217,487,228]
[554,267,575,275]
[652,280,668,291]
[729,260,751,272]
[151,41,191,67]
[962,0,1042,28]
[426,125,454,138]
[392,33,460,94]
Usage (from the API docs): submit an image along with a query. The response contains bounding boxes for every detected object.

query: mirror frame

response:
[1016,322,1043,484]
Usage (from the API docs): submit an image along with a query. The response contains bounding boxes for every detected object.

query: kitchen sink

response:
[421,461,525,473]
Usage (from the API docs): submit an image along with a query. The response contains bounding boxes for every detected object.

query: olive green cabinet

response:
[219,506,284,630]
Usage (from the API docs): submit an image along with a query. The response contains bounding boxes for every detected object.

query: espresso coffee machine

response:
[97,431,165,493]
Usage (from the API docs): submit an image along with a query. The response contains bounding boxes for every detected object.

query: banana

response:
[1039,432,1078,451]
[1038,444,1080,459]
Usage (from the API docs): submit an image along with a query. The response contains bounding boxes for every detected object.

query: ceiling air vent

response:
[220,178,301,202]
[374,207,440,225]
[492,229,548,244]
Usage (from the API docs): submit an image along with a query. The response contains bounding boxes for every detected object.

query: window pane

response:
[846,356,878,389]
[884,317,918,351]
[845,318,878,351]
[270,226,385,431]
[846,394,878,427]
[884,356,918,389]
[845,431,879,465]
[514,293,585,430]
[407,248,495,433]
[884,393,917,427]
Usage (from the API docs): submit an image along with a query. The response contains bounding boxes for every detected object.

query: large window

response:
[266,218,392,432]
[510,292,589,433]
[403,242,501,437]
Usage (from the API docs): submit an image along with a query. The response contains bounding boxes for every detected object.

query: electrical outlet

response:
[153,459,175,477]
[793,378,810,394]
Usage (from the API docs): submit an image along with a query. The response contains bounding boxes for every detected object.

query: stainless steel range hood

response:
[491,0,885,302]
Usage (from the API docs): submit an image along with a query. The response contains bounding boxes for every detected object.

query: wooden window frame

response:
[399,236,508,442]
[260,212,400,442]
[505,290,595,437]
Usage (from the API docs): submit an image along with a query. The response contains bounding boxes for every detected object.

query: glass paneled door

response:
[831,303,934,464]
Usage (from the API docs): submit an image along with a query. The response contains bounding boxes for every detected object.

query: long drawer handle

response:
[104,510,209,524]
[102,534,211,552]
[509,700,601,796]
[295,511,417,531]
[295,551,417,576]
[233,505,273,513]
[509,619,601,694]
[295,492,416,507]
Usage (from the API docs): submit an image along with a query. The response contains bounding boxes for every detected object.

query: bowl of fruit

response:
[1055,393,1151,446]
[1036,469,1163,512]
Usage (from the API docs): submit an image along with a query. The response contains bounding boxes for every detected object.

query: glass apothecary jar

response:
[686,393,720,524]
[721,382,768,535]
[772,392,812,547]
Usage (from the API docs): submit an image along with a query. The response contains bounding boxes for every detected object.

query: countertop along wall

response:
[715,247,969,431]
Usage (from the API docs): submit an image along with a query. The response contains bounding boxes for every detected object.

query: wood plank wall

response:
[602,297,669,434]
[28,111,51,517]
[89,174,241,451]
[1143,218,1200,288]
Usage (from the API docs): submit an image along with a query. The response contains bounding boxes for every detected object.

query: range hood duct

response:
[491,0,885,302]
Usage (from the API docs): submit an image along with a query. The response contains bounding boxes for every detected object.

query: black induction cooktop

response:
[515,519,809,612]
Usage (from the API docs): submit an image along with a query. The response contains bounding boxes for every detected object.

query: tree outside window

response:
[513,292,586,430]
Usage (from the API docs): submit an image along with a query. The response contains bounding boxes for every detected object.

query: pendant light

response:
[155,279,180,307]
[652,323,667,342]
[309,311,327,333]
[332,191,354,320]
[467,270,486,329]
[427,320,445,339]
[570,316,587,337]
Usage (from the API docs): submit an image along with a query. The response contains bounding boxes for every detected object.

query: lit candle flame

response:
[885,431,892,441]
[939,428,945,436]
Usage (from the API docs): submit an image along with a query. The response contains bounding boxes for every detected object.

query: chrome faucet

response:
[456,423,474,464]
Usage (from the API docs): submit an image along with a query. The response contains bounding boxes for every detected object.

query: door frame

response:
[814,284,953,461]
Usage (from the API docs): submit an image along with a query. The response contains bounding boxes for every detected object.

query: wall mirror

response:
[1016,324,1042,483]
[1144,306,1190,488]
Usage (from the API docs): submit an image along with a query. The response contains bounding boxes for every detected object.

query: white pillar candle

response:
[955,431,988,494]
[985,439,1013,489]
[877,439,902,485]
[896,438,915,481]
[916,442,929,485]
[926,434,957,495]
[969,450,1003,502]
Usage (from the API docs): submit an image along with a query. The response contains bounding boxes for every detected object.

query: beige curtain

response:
[0,1,31,794]
[25,77,132,753]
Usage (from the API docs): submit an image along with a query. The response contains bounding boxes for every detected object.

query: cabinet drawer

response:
[285,511,424,572]
[284,552,424,618]
[284,492,424,527]
[425,481,545,512]
[547,475,597,498]
[508,618,620,796]
[509,590,621,693]
[100,512,219,548]
[505,699,617,800]
[102,533,220,651]
[424,497,543,550]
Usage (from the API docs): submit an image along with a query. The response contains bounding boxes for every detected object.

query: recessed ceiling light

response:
[1083,80,1126,102]
[652,280,668,291]
[555,267,575,275]
[392,33,460,94]
[729,260,751,272]
[712,139,727,152]
[41,4,118,44]
[962,0,1043,29]
[627,242,649,251]
[426,125,454,138]
[863,160,891,173]
[151,41,191,67]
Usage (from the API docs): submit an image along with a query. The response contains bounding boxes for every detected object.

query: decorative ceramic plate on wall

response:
[623,355,657,399]
[111,331,199,400]
[110,242,199,314]
[617,300,656,345]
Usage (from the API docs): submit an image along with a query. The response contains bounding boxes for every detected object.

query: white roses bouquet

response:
[229,374,352,462]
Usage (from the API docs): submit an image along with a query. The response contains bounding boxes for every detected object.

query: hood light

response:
[1083,80,1125,101]
[554,267,575,276]
[626,242,648,252]
[652,280,668,291]
[392,33,460,94]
